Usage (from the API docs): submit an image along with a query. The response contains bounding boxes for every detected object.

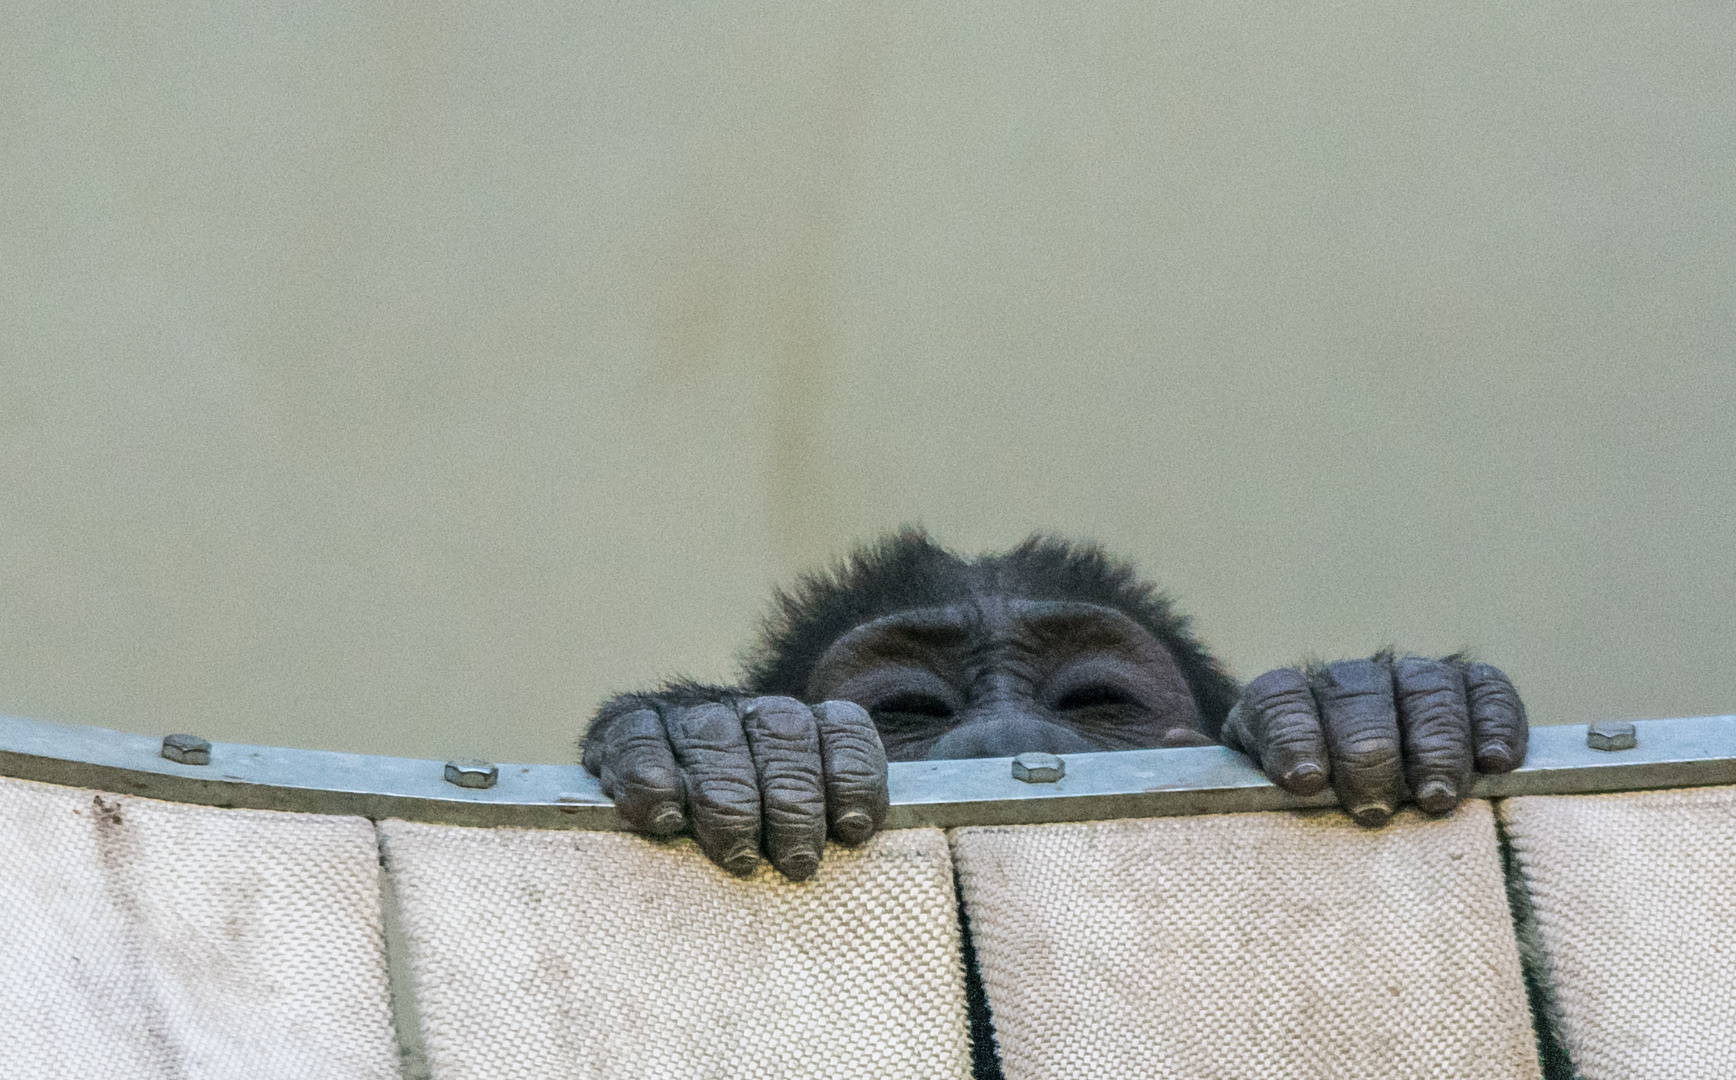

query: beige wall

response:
[2,2,1732,764]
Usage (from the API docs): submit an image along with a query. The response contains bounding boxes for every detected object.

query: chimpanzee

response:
[582,531,1527,880]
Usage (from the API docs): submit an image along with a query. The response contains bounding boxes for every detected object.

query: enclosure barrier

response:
[3,714,1734,1080]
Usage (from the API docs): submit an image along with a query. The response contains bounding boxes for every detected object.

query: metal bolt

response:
[444,759,498,789]
[1587,720,1637,752]
[1012,751,1065,784]
[161,733,212,766]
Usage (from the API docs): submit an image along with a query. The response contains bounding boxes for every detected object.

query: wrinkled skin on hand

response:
[582,534,1529,878]
[582,694,888,881]
[1221,655,1528,827]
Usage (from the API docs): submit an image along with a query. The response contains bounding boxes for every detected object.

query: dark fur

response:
[593,530,1241,738]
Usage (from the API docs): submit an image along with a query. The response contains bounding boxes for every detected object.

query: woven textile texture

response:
[953,802,1541,1080]
[0,775,400,1080]
[379,822,971,1080]
[1501,786,1736,1079]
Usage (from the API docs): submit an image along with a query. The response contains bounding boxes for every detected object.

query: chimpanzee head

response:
[741,531,1240,761]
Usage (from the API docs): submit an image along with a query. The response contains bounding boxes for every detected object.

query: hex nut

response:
[444,759,499,789]
[1587,721,1638,752]
[1012,751,1065,784]
[161,733,212,766]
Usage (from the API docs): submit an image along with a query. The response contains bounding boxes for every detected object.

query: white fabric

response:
[0,775,401,1080]
[1501,786,1736,1079]
[952,802,1540,1080]
[379,822,971,1080]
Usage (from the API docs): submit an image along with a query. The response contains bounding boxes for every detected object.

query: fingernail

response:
[1416,780,1457,814]
[1349,803,1393,828]
[833,810,875,845]
[776,848,821,882]
[649,806,685,835]
[722,845,760,875]
[1281,762,1327,795]
[1476,743,1513,772]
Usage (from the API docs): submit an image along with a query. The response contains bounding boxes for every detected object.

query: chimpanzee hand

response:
[582,693,889,880]
[1221,656,1527,825]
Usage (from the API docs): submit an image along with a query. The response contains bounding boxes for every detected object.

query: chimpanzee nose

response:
[923,701,1097,760]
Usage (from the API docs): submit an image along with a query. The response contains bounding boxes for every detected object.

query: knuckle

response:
[1397,697,1471,739]
[1461,661,1513,685]
[1312,660,1394,705]
[819,727,885,766]
[1394,658,1462,698]
[1323,705,1399,743]
[1402,732,1473,768]
[741,695,809,719]
[678,743,754,775]
[1398,690,1467,720]
[823,763,887,793]
[751,745,825,785]
[812,701,868,718]
[761,797,827,831]
[815,699,874,728]
[612,758,681,799]
[681,708,748,746]
[1463,666,1527,736]
[1401,720,1475,757]
[741,694,806,710]
[760,774,825,802]
[1336,737,1401,773]
[1319,686,1392,715]
[1262,727,1324,761]
[743,700,819,744]
[613,727,677,760]
[1231,684,1319,752]
[1259,703,1323,734]
[687,774,760,814]
[1242,673,1305,715]
[1469,681,1523,715]
[756,765,823,805]
[1248,665,1306,687]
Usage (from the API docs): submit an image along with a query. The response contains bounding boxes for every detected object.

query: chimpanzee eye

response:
[1053,685,1139,711]
[870,695,955,721]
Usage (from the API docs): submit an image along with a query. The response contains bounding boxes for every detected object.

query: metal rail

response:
[2,712,1734,830]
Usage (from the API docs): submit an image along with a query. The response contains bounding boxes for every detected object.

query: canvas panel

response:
[953,802,1540,1080]
[379,822,971,1080]
[0,775,400,1080]
[1501,786,1736,1080]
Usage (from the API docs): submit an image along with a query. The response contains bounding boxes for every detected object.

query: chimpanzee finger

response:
[1392,658,1474,815]
[1460,662,1528,773]
[595,707,687,836]
[811,700,890,845]
[664,702,763,875]
[1223,668,1329,795]
[740,696,829,881]
[1311,659,1404,827]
